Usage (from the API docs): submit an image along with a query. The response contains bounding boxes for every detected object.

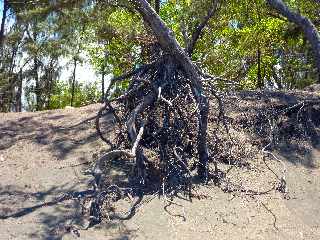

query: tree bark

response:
[272,66,283,89]
[155,0,160,14]
[46,59,55,109]
[16,68,23,112]
[134,0,203,90]
[134,0,210,179]
[101,65,105,102]
[257,47,263,88]
[71,57,77,107]
[34,58,41,111]
[0,0,8,57]
[267,0,320,83]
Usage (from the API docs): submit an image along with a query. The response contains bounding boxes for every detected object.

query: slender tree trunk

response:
[34,58,41,111]
[71,57,77,107]
[46,60,55,109]
[267,0,320,83]
[16,68,23,112]
[155,0,160,14]
[9,46,18,74]
[257,47,263,88]
[0,0,8,57]
[272,66,283,89]
[101,66,105,102]
[135,0,210,179]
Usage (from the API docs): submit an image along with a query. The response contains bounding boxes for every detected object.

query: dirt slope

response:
[0,91,320,240]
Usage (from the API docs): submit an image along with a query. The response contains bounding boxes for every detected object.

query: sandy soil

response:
[0,92,319,240]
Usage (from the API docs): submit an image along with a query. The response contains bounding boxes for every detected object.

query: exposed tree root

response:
[86,62,319,227]
[2,86,319,236]
[84,54,214,226]
[6,60,318,233]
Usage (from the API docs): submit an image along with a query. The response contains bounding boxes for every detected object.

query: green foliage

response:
[1,0,320,112]
[48,80,101,109]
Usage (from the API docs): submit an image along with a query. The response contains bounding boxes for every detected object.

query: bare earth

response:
[0,91,319,240]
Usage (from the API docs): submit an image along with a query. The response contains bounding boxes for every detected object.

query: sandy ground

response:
[0,92,320,240]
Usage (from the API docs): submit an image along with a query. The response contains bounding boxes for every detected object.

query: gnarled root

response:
[88,54,216,224]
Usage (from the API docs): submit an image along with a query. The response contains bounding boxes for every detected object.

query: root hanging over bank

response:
[79,57,320,228]
[98,55,211,185]
[84,54,214,226]
[3,80,320,235]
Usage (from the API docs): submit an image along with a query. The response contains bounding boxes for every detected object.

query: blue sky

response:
[0,0,99,85]
[0,0,3,20]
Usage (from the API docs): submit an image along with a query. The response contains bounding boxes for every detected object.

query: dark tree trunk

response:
[34,58,41,111]
[0,0,8,57]
[9,45,18,74]
[101,66,105,102]
[134,0,210,179]
[257,47,263,88]
[135,0,203,89]
[155,0,160,14]
[71,57,77,107]
[46,60,55,109]
[101,50,109,102]
[16,68,23,112]
[267,0,320,83]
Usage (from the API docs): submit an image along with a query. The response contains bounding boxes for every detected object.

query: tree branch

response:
[186,0,219,56]
[267,0,320,82]
[134,0,203,90]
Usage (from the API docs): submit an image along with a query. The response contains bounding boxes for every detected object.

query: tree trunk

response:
[155,0,160,14]
[46,60,55,109]
[134,0,210,179]
[135,1,203,90]
[257,47,263,88]
[71,57,77,107]
[9,45,18,74]
[16,68,23,112]
[272,66,283,89]
[0,0,8,57]
[32,57,42,111]
[267,0,320,83]
[101,66,105,102]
